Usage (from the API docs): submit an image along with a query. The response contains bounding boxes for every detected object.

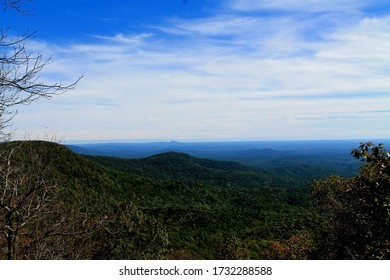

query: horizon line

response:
[63,138,390,145]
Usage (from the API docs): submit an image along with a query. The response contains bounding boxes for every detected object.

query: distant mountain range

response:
[67,139,387,178]
[67,139,390,158]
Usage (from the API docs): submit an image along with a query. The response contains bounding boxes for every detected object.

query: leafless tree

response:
[0,141,102,260]
[1,0,32,13]
[0,0,82,140]
[0,1,84,259]
[0,141,60,259]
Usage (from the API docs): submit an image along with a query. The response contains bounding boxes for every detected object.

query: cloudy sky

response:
[3,0,390,142]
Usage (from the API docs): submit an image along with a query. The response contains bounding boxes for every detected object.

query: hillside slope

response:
[82,151,321,258]
[85,151,292,189]
[0,141,322,259]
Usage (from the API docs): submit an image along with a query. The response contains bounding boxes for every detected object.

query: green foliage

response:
[86,202,169,260]
[312,142,390,259]
[0,141,169,259]
[86,152,282,189]
[6,142,374,259]
[85,151,321,259]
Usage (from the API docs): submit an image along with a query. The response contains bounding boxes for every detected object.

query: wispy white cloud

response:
[91,33,153,45]
[13,3,390,141]
[228,0,385,13]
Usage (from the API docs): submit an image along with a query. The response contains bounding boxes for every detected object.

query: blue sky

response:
[3,0,390,142]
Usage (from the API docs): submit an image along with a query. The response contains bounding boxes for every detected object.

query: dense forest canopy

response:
[1,140,388,259]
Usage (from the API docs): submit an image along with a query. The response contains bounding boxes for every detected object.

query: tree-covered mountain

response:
[83,151,321,258]
[85,152,291,189]
[68,140,363,183]
[1,141,323,259]
[4,140,388,260]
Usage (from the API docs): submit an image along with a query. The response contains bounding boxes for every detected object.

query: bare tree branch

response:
[0,25,82,140]
[1,0,33,14]
[0,141,94,259]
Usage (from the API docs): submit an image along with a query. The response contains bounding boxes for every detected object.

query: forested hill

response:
[78,149,320,259]
[68,140,363,182]
[85,152,295,189]
[1,140,325,259]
